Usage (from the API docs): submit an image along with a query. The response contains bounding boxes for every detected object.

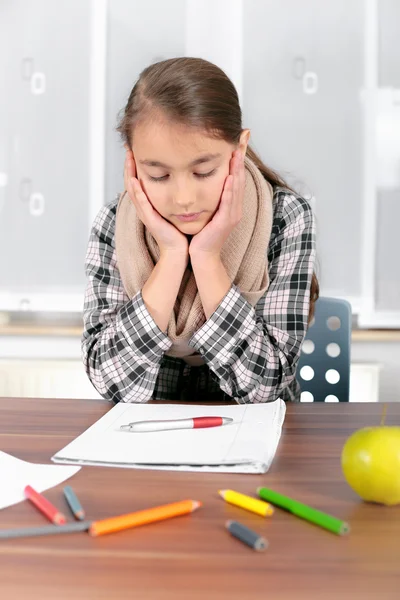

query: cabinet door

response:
[242,0,364,301]
[373,0,400,319]
[0,359,103,399]
[0,0,92,307]
[349,364,381,403]
[105,0,186,203]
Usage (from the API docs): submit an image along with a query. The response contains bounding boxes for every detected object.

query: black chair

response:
[297,297,352,402]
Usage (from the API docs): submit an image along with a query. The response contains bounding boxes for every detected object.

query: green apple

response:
[341,426,400,506]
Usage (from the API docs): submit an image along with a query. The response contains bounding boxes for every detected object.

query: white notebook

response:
[51,401,286,474]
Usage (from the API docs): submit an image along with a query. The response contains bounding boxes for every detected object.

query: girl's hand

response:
[189,149,245,259]
[124,148,189,258]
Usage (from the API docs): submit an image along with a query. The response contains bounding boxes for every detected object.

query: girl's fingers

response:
[124,148,137,184]
[221,174,232,198]
[232,152,244,218]
[124,159,129,191]
[126,149,137,178]
[219,175,234,220]
[237,153,245,208]
[126,178,149,226]
[130,177,145,203]
[239,152,245,185]
[128,177,142,206]
[228,150,240,202]
[233,152,241,198]
[131,153,137,179]
[124,152,166,233]
[124,153,132,190]
[130,178,155,219]
[224,150,244,225]
[124,149,140,200]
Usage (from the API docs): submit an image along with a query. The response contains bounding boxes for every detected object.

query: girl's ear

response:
[239,129,251,155]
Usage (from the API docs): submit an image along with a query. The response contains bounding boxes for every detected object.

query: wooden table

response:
[0,398,399,600]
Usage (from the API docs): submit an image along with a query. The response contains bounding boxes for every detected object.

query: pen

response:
[120,416,233,433]
[257,487,350,536]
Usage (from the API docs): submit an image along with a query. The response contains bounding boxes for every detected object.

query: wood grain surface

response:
[0,397,399,600]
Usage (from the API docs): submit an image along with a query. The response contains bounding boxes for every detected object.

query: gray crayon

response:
[0,520,92,539]
[226,520,268,552]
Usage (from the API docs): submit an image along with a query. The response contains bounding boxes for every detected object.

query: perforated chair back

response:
[297,297,352,402]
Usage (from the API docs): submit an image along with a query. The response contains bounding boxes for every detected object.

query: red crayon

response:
[24,485,67,525]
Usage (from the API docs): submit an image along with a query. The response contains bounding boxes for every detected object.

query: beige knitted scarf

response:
[115,154,274,366]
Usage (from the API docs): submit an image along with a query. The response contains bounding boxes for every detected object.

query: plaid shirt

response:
[82,187,316,404]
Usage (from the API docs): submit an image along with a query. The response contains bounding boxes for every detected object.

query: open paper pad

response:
[51,401,286,474]
[0,451,80,510]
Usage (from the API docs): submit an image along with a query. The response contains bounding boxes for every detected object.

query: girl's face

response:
[131,116,249,235]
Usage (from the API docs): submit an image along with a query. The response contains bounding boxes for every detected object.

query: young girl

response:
[82,57,319,404]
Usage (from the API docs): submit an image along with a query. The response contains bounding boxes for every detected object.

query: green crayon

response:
[257,487,350,536]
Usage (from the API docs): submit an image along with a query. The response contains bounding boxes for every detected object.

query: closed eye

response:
[149,170,216,183]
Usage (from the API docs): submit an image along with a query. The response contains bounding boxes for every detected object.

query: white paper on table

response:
[52,401,286,474]
[0,451,81,510]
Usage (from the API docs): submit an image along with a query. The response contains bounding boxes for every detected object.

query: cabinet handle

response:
[19,178,32,201]
[21,58,34,81]
[292,57,306,80]
[303,71,318,95]
[31,72,46,95]
[29,193,45,217]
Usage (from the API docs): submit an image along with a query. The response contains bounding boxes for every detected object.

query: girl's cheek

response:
[147,190,166,214]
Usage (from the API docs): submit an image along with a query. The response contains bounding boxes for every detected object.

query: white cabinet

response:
[0,0,106,313]
[0,358,102,400]
[0,358,381,403]
[1,0,399,324]
[350,363,381,402]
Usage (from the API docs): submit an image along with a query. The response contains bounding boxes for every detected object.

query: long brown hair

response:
[116,57,319,322]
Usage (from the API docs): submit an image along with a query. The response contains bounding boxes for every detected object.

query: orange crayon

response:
[90,499,202,537]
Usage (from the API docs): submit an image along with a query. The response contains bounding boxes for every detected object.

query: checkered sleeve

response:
[81,202,172,403]
[189,192,316,403]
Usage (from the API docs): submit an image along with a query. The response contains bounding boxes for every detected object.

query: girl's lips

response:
[175,212,203,222]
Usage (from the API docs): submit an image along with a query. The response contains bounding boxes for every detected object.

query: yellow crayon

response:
[218,489,274,517]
